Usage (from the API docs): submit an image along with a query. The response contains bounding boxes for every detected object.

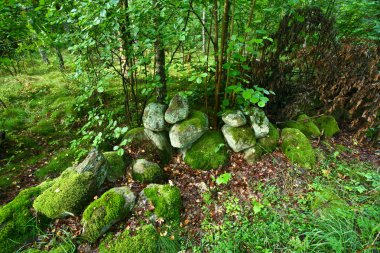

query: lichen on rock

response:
[221,125,256,152]
[81,187,136,243]
[281,128,316,169]
[169,111,209,149]
[143,103,167,131]
[132,159,164,183]
[283,114,321,139]
[140,184,182,222]
[246,108,270,138]
[165,93,190,124]
[184,131,228,170]
[314,115,340,137]
[222,110,247,127]
[0,181,53,253]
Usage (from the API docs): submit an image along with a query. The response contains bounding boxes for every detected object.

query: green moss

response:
[29,119,56,136]
[176,111,208,132]
[314,115,340,137]
[0,181,53,253]
[311,187,350,216]
[184,131,228,170]
[132,159,164,183]
[284,114,321,138]
[35,149,76,180]
[99,225,159,253]
[82,188,134,242]
[144,184,182,222]
[257,123,279,153]
[33,170,97,218]
[281,128,316,169]
[104,151,127,182]
[0,107,28,131]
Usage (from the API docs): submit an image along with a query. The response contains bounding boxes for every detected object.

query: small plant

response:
[214,172,232,185]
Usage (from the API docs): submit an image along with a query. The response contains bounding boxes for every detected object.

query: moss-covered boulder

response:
[143,129,172,155]
[99,225,159,253]
[104,151,128,182]
[132,159,164,183]
[165,93,190,124]
[281,128,316,169]
[123,127,171,165]
[246,108,270,138]
[169,111,209,148]
[81,187,136,242]
[284,114,321,139]
[314,115,340,137]
[33,169,99,218]
[0,181,53,253]
[74,149,108,188]
[139,184,182,222]
[222,110,247,127]
[184,131,228,170]
[143,103,167,131]
[243,146,263,164]
[256,123,279,153]
[221,125,256,152]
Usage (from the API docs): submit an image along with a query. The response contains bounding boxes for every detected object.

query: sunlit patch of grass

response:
[35,149,76,181]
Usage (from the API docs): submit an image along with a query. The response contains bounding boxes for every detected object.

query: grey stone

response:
[222,110,247,127]
[132,159,164,183]
[247,108,270,139]
[221,125,256,152]
[165,94,190,124]
[143,103,167,131]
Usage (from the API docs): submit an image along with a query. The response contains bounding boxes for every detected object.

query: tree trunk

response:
[212,0,219,128]
[153,0,167,103]
[39,47,50,65]
[55,47,64,70]
[202,8,206,54]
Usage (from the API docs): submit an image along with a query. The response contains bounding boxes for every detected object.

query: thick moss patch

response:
[0,181,53,253]
[184,131,228,170]
[143,184,182,222]
[284,114,321,138]
[257,123,279,154]
[99,225,159,253]
[221,125,256,152]
[314,115,340,137]
[104,151,127,182]
[281,128,316,169]
[81,187,135,242]
[132,159,164,183]
[33,169,98,218]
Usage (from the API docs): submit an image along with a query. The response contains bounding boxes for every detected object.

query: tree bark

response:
[39,47,50,65]
[55,46,64,70]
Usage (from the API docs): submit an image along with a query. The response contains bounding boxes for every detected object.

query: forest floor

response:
[0,62,379,252]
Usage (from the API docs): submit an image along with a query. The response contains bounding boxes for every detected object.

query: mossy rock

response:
[281,128,316,169]
[0,181,53,253]
[22,242,75,253]
[243,146,263,164]
[104,151,129,182]
[184,131,228,170]
[165,93,190,124]
[99,225,159,253]
[143,103,167,131]
[132,159,164,183]
[169,111,209,148]
[283,114,321,139]
[221,110,247,127]
[33,169,98,218]
[314,115,340,137]
[142,184,182,222]
[81,187,136,242]
[246,108,270,138]
[256,123,279,154]
[221,125,256,152]
[123,127,171,165]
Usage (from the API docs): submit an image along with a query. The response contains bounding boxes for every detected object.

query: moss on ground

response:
[283,114,321,138]
[0,181,53,253]
[281,128,316,169]
[81,187,135,242]
[33,170,97,218]
[35,149,76,180]
[257,123,279,153]
[29,119,56,136]
[99,225,159,253]
[104,151,127,182]
[184,131,228,170]
[314,115,340,137]
[0,107,28,131]
[144,184,182,222]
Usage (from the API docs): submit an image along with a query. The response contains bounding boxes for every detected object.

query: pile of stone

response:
[221,108,280,164]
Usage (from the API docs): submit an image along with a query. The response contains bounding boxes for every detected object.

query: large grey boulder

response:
[75,149,108,188]
[222,125,256,152]
[243,146,262,164]
[81,186,136,242]
[222,110,247,127]
[246,108,270,139]
[169,111,209,148]
[132,159,164,183]
[144,129,172,154]
[165,94,190,124]
[143,103,167,131]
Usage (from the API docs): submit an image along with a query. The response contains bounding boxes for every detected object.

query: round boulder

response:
[246,108,270,139]
[165,94,190,124]
[222,110,247,127]
[132,159,164,183]
[221,125,256,152]
[143,103,167,131]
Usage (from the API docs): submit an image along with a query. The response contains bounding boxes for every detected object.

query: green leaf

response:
[242,90,252,100]
[97,87,104,93]
[252,200,264,214]
[216,173,232,185]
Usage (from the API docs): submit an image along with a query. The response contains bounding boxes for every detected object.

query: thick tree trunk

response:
[153,0,167,103]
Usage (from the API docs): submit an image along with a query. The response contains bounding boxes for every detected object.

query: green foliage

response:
[283,114,321,138]
[281,128,316,168]
[184,131,228,170]
[33,170,97,218]
[215,172,232,185]
[0,107,28,131]
[143,184,182,222]
[0,181,53,253]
